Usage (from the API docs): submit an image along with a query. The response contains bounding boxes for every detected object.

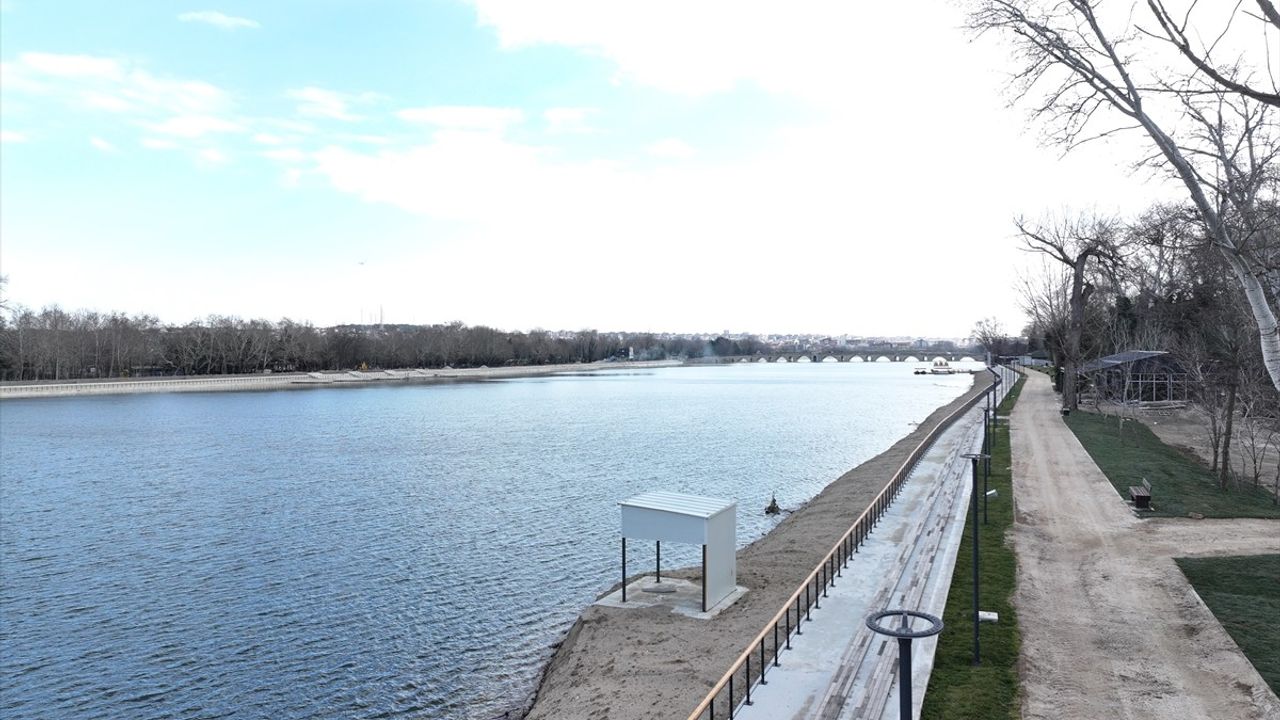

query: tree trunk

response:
[1217,249,1280,393]
[1063,257,1089,410]
[1220,382,1238,490]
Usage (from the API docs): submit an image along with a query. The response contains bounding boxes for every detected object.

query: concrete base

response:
[595,576,748,620]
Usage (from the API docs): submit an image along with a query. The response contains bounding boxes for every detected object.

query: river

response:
[0,362,978,719]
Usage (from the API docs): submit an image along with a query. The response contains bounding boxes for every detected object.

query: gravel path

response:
[1009,371,1280,720]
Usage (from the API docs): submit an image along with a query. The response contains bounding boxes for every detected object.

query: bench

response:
[1129,478,1152,510]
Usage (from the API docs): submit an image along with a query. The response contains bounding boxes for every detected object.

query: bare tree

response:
[1144,0,1280,108]
[1017,213,1124,409]
[972,316,1016,359]
[1018,254,1072,359]
[1234,363,1277,489]
[969,0,1280,392]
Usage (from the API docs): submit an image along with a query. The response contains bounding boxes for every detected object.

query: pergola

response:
[1079,350,1188,404]
[619,491,737,613]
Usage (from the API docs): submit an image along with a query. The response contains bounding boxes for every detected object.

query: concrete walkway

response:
[1010,371,1280,720]
[736,397,994,720]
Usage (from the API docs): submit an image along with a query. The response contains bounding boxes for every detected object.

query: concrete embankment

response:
[0,361,682,400]
[521,373,996,720]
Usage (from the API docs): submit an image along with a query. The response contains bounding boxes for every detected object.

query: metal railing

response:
[685,372,1008,720]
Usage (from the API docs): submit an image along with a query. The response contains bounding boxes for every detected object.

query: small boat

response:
[929,359,957,375]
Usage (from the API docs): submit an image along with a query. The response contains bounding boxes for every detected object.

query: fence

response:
[684,365,1015,720]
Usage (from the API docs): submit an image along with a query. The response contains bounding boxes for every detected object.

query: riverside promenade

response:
[523,374,1003,720]
[731,382,1005,719]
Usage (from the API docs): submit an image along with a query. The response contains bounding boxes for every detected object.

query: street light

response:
[962,451,990,666]
[865,610,944,720]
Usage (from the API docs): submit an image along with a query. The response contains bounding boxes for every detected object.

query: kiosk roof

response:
[619,491,734,519]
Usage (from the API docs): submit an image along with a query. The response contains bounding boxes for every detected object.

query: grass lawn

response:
[1064,411,1280,519]
[921,374,1024,720]
[1175,554,1280,695]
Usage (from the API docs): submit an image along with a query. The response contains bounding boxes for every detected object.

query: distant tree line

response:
[0,307,782,381]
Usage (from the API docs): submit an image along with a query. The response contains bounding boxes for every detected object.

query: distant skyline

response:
[1,1,1180,337]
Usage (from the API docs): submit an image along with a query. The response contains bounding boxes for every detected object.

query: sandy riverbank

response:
[0,361,682,400]
[518,373,994,720]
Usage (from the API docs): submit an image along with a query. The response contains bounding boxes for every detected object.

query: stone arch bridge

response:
[706,352,981,364]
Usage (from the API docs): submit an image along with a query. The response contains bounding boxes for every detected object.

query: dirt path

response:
[1010,372,1280,720]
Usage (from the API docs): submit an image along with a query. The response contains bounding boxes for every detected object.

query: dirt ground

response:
[1010,372,1280,720]
[520,376,995,720]
[1116,403,1280,502]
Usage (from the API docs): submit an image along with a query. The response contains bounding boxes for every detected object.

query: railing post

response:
[759,638,768,683]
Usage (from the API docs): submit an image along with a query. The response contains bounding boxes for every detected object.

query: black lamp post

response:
[865,610,944,720]
[962,451,990,665]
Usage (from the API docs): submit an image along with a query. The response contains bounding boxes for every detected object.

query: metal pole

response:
[971,456,981,666]
[621,537,627,603]
[899,636,914,720]
[702,545,708,612]
[983,408,991,526]
[656,540,661,583]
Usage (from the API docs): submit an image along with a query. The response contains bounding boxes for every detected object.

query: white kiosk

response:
[619,491,737,613]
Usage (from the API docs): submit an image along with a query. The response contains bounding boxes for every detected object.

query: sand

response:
[0,361,682,399]
[1010,371,1280,720]
[520,374,996,720]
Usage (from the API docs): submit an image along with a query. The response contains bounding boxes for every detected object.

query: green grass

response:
[1175,554,1280,695]
[921,375,1024,720]
[1063,412,1280,518]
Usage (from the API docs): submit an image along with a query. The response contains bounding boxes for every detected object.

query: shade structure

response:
[619,491,737,612]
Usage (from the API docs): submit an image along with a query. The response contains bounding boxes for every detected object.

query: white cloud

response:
[543,106,596,133]
[178,10,260,30]
[5,53,235,121]
[80,90,133,112]
[1,130,28,143]
[287,87,375,122]
[397,106,524,132]
[467,1,986,111]
[90,137,118,153]
[143,114,243,138]
[470,1,787,96]
[252,133,284,145]
[20,52,121,80]
[646,138,694,159]
[140,137,179,150]
[262,148,307,162]
[197,148,228,164]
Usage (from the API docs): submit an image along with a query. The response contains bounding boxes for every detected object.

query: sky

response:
[0,0,1185,337]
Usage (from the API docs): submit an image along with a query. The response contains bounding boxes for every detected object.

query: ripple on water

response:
[0,363,978,719]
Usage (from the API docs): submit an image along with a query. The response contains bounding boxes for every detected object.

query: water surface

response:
[0,363,977,719]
